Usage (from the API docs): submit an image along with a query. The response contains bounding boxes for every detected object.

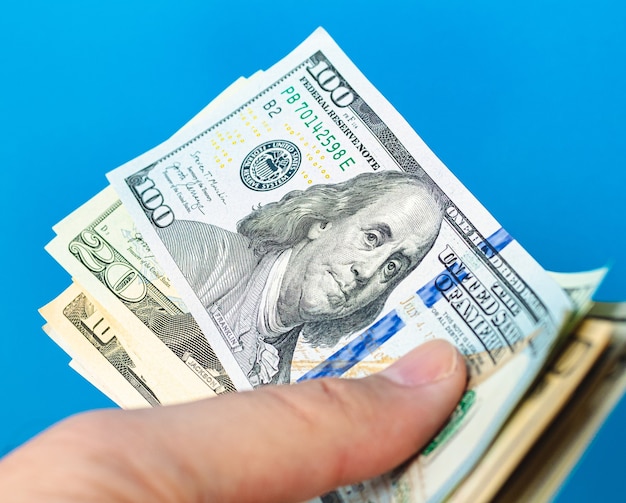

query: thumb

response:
[131,339,467,502]
[0,340,466,503]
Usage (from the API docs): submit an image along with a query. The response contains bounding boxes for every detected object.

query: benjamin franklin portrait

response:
[152,170,444,387]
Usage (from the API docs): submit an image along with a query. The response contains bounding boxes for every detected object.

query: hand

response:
[0,339,466,502]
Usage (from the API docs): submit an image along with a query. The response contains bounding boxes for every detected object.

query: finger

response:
[128,339,467,502]
[0,339,466,503]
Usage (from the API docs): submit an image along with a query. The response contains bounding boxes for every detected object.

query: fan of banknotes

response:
[40,28,626,502]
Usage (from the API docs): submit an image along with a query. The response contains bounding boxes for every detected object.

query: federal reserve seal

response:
[240,140,301,191]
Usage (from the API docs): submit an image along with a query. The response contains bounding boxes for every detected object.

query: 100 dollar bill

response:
[109,27,572,386]
[100,28,573,502]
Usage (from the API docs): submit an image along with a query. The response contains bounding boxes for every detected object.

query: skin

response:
[278,185,441,327]
[0,340,466,503]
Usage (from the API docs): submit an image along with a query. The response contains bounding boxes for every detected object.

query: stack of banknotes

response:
[40,28,626,502]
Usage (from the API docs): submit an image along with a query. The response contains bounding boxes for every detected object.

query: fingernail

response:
[380,339,460,387]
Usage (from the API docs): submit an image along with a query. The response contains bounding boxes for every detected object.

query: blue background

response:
[2,1,625,500]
